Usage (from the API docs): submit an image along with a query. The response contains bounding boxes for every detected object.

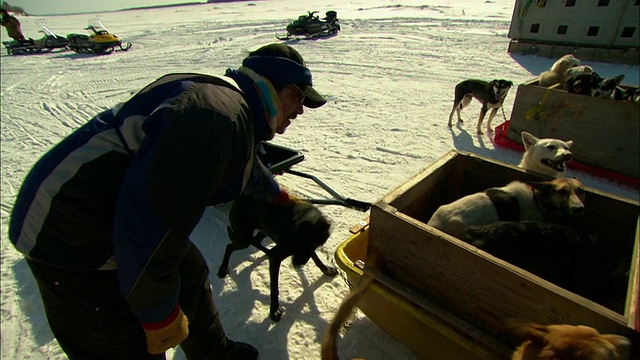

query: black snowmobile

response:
[276,10,340,40]
[67,19,132,55]
[3,26,70,55]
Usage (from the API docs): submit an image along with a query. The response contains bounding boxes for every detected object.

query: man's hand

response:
[273,189,307,206]
[142,305,189,354]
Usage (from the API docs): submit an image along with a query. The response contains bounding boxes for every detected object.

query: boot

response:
[223,339,259,360]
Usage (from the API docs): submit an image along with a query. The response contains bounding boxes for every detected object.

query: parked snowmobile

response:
[67,19,132,54]
[3,26,70,55]
[276,10,340,40]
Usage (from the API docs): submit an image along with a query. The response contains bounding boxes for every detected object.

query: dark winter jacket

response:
[1,12,25,41]
[9,73,280,324]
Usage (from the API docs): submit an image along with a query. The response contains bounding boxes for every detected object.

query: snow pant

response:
[27,241,229,360]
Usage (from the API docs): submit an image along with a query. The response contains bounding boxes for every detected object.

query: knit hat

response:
[242,44,326,108]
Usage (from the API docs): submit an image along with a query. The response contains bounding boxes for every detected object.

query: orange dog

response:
[511,323,631,360]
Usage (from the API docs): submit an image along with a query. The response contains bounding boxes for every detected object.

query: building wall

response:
[508,0,639,48]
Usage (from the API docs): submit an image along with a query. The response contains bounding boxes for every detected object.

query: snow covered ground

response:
[1,0,638,359]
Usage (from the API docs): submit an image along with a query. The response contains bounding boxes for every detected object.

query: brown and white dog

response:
[448,79,514,134]
[511,323,631,360]
[519,131,573,178]
[538,54,581,88]
[426,178,585,239]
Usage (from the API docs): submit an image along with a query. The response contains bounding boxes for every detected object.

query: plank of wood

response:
[368,205,636,342]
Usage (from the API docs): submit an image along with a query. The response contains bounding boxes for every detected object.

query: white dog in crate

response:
[518,131,573,178]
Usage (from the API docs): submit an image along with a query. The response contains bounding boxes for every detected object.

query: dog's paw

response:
[270,306,285,322]
[323,266,339,277]
[217,266,229,278]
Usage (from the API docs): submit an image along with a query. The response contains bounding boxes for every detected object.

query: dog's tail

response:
[321,276,375,360]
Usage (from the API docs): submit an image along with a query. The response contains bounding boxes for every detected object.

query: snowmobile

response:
[3,26,70,55]
[275,10,340,40]
[67,19,132,54]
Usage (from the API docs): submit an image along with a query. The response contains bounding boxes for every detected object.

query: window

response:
[566,0,576,6]
[621,27,636,38]
[557,25,568,35]
[587,26,599,36]
[530,23,540,33]
[597,0,609,6]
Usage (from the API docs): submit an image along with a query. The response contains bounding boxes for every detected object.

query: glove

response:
[142,305,189,355]
[272,189,307,206]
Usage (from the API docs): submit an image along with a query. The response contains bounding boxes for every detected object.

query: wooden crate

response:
[366,150,639,357]
[506,80,640,180]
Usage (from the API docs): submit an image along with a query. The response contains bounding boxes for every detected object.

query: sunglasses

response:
[289,84,307,104]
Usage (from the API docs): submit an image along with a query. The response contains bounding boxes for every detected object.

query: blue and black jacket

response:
[9,72,280,324]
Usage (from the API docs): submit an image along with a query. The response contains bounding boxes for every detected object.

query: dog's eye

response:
[557,189,570,196]
[546,145,557,150]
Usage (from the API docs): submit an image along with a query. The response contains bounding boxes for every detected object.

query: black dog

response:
[217,195,338,321]
[462,221,628,312]
[566,73,624,99]
[448,79,513,134]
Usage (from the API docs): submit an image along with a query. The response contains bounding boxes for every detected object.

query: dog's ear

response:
[565,140,573,148]
[590,72,603,83]
[521,131,538,150]
[611,74,625,86]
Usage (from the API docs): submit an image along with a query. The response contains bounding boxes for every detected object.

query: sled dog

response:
[447,79,513,134]
[217,195,338,321]
[518,131,573,178]
[510,323,631,360]
[426,178,585,239]
[538,54,581,88]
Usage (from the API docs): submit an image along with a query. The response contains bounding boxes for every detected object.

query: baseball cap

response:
[243,44,326,108]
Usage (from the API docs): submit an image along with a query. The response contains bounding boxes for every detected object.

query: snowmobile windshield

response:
[86,19,110,35]
[40,26,55,37]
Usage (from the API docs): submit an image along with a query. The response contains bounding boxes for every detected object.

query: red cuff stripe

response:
[141,304,181,330]
[272,191,290,204]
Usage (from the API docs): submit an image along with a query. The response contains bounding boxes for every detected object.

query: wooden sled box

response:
[506,80,640,180]
[339,150,640,359]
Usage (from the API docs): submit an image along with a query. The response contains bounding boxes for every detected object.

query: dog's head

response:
[530,178,586,218]
[551,54,581,73]
[490,79,514,100]
[290,204,331,266]
[510,323,631,360]
[564,65,593,78]
[600,74,625,99]
[567,73,625,98]
[520,131,573,176]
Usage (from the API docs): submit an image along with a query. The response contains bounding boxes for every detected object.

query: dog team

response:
[538,53,638,101]
[447,53,638,135]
